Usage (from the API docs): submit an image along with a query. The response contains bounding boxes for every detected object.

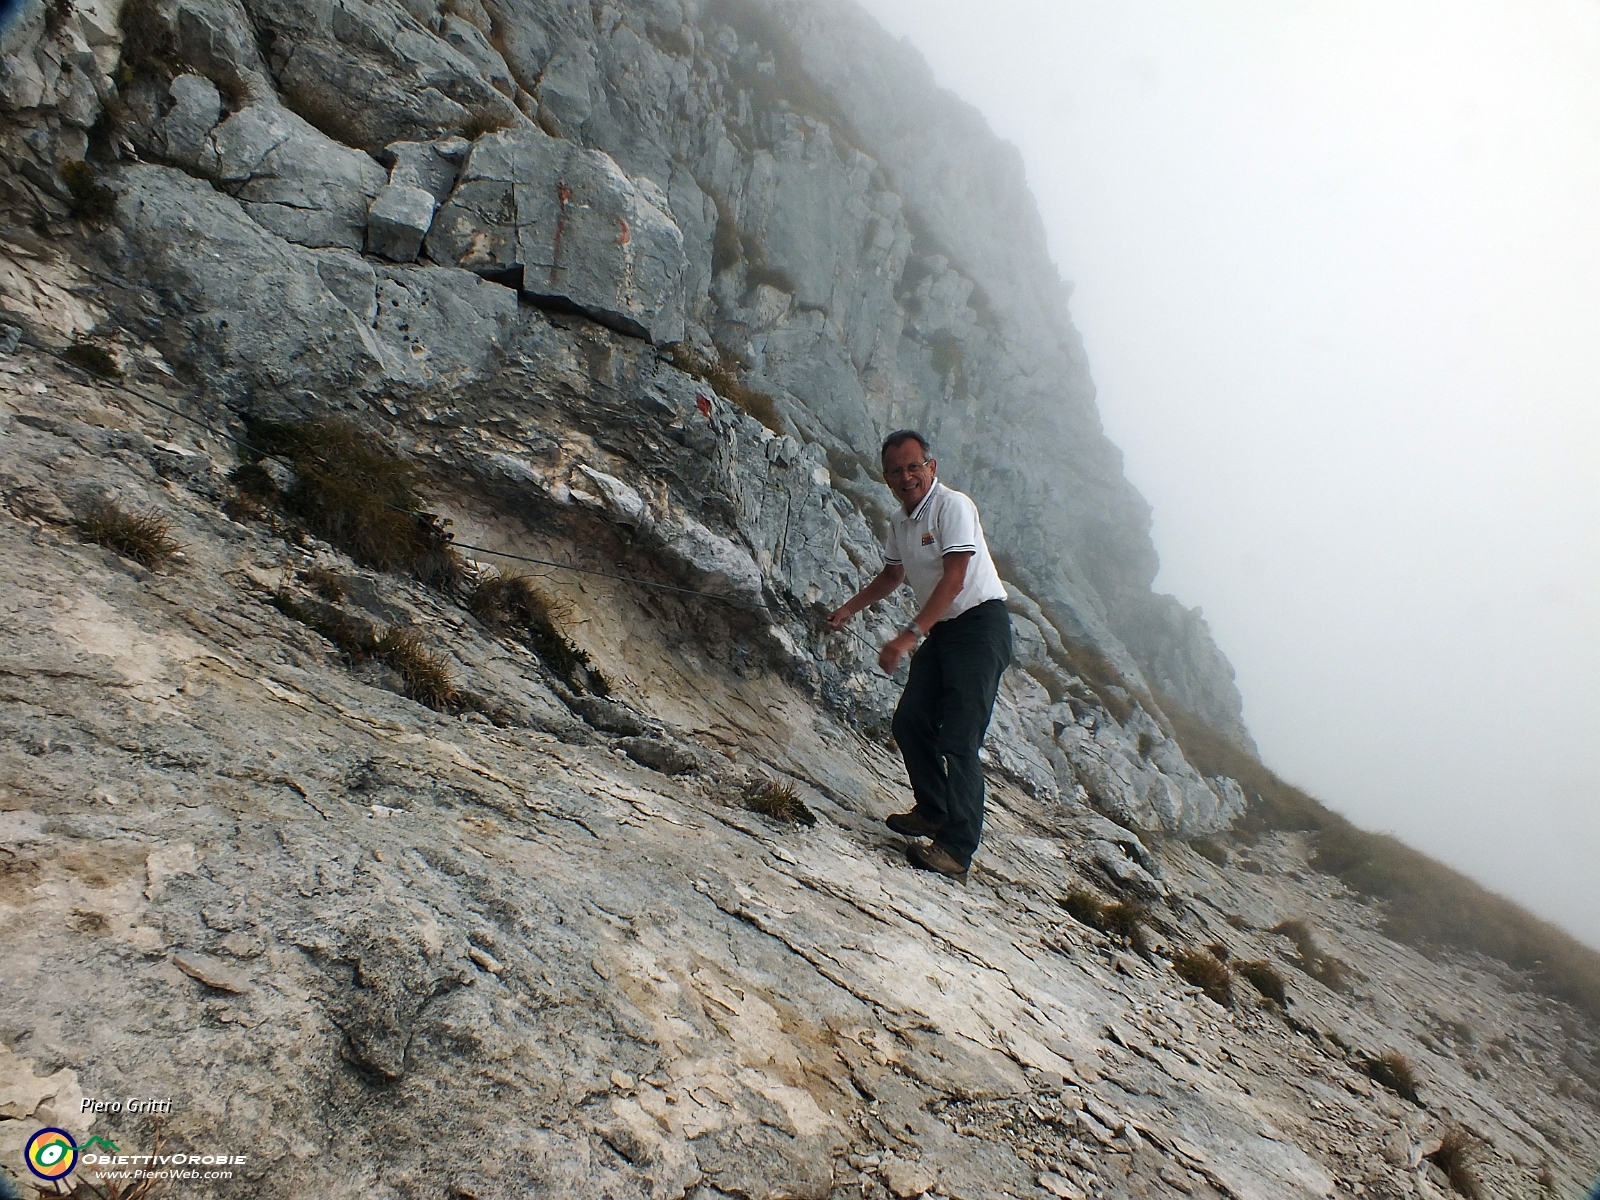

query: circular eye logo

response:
[26,1128,78,1181]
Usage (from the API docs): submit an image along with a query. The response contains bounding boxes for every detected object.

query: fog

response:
[854,0,1600,948]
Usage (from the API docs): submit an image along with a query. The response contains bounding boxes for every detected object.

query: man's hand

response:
[878,629,918,674]
[828,565,905,634]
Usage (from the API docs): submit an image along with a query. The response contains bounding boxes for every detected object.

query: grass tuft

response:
[83,1114,167,1198]
[1172,947,1233,1007]
[1189,836,1229,867]
[61,161,116,223]
[271,593,456,710]
[209,67,252,110]
[1058,888,1150,956]
[300,566,346,602]
[1271,918,1350,992]
[1102,900,1150,954]
[62,341,121,378]
[270,590,377,658]
[745,779,815,827]
[279,79,364,146]
[117,0,181,79]
[374,627,458,710]
[1425,1127,1483,1199]
[243,418,463,589]
[662,341,785,433]
[228,460,278,499]
[468,571,608,695]
[1060,887,1105,928]
[1365,1049,1422,1105]
[459,104,515,139]
[76,500,180,568]
[45,0,74,34]
[1235,959,1287,1006]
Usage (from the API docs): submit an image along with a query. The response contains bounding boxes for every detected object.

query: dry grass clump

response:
[46,0,75,34]
[1059,887,1106,928]
[228,459,278,500]
[270,592,457,710]
[1057,638,1137,724]
[1172,947,1233,1007]
[1234,959,1288,1006]
[1365,1049,1422,1105]
[1425,1127,1483,1199]
[468,571,608,695]
[1188,836,1229,867]
[62,341,121,378]
[744,779,815,827]
[300,566,346,602]
[61,160,116,223]
[270,590,378,657]
[1271,918,1350,992]
[76,500,181,568]
[1058,888,1150,956]
[243,418,463,588]
[374,627,458,709]
[662,341,785,433]
[279,79,365,147]
[1100,899,1149,949]
[118,0,181,79]
[459,104,516,139]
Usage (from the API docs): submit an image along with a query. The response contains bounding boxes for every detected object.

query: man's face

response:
[882,439,936,512]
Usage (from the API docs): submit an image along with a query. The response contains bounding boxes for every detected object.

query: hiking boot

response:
[906,841,968,884]
[886,808,943,838]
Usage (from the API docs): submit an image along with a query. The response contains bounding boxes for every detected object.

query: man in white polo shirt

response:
[827,430,1012,883]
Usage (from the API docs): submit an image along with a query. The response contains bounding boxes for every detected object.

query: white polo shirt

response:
[884,479,1008,622]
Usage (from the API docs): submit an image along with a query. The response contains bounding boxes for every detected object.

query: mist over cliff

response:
[1,0,1597,1197]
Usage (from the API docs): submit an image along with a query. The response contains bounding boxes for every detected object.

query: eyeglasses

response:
[884,461,931,482]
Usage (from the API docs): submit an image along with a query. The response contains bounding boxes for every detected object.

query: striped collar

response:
[904,478,942,522]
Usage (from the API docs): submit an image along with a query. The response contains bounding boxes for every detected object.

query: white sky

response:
[852,0,1600,948]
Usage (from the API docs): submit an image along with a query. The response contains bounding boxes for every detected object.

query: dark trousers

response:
[891,598,1012,867]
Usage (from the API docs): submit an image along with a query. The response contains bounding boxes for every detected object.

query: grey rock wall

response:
[0,0,1256,835]
[426,126,689,341]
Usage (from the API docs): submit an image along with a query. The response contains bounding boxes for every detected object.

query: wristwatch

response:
[901,624,923,641]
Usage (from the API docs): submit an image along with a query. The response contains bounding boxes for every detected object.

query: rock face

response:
[200,100,389,250]
[426,127,690,342]
[0,342,1595,1200]
[4,2,1596,1197]
[0,0,1252,746]
[366,181,438,262]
